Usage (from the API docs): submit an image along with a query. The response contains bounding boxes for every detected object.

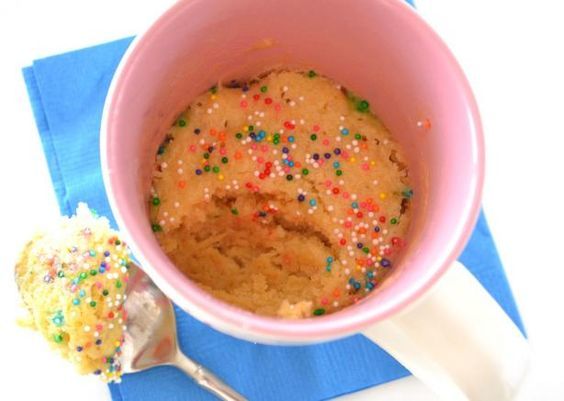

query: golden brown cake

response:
[150,70,413,318]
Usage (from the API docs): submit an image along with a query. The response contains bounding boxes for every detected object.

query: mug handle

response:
[362,261,529,401]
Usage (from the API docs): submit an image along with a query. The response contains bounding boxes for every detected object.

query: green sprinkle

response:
[90,301,97,308]
[248,125,254,131]
[102,289,109,296]
[212,166,220,173]
[354,133,362,140]
[362,247,370,254]
[116,281,123,289]
[151,223,162,232]
[210,85,218,94]
[402,188,414,198]
[157,145,166,155]
[178,119,186,127]
[273,133,280,139]
[313,308,325,316]
[286,174,294,181]
[204,165,211,172]
[356,99,370,112]
[391,217,398,225]
[53,333,64,343]
[221,157,229,164]
[57,271,65,278]
[273,139,280,145]
[302,168,309,176]
[152,197,160,206]
[115,240,121,246]
[235,132,243,139]
[90,269,97,276]
[79,272,87,280]
[231,208,239,216]
[310,134,317,141]
[203,153,210,159]
[260,85,268,93]
[336,170,343,176]
[308,70,317,78]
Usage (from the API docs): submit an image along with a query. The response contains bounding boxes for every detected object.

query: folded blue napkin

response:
[23,31,524,401]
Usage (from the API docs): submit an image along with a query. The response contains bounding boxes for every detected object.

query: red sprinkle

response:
[332,187,340,195]
[379,216,386,223]
[265,98,273,105]
[253,94,260,101]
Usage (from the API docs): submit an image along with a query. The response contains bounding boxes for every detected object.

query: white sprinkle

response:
[174,202,180,208]
[159,220,165,226]
[336,137,342,142]
[177,159,183,165]
[199,139,205,145]
[83,325,91,332]
[327,205,334,212]
[177,168,183,174]
[213,102,219,109]
[340,116,345,121]
[351,194,358,200]
[283,86,289,91]
[109,323,114,329]
[207,108,212,114]
[260,112,265,118]
[289,101,296,107]
[333,301,339,307]
[256,121,262,127]
[94,331,100,338]
[247,115,253,121]
[161,162,168,169]
[169,217,175,223]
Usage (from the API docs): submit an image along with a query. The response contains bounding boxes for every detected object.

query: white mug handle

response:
[362,261,529,401]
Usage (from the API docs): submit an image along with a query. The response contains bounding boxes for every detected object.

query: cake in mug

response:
[150,70,413,318]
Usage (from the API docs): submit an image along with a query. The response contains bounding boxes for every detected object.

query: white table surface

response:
[1,1,563,400]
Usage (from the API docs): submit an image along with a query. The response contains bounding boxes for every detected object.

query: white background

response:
[1,1,563,400]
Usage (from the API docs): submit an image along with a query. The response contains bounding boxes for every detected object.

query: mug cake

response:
[149,70,413,318]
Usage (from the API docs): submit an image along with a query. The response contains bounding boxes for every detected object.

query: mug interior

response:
[102,0,483,343]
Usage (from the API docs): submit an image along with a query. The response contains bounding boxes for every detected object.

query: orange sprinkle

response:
[358,227,367,234]
[210,128,217,136]
[234,151,242,160]
[177,180,186,189]
[333,289,341,298]
[218,132,226,141]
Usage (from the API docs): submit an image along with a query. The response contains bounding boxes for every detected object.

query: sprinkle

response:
[308,70,317,78]
[313,308,325,316]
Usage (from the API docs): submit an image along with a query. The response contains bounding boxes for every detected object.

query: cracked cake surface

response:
[150,70,413,318]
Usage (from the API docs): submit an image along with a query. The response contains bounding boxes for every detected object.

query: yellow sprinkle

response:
[266,136,272,142]
[377,256,382,261]
[355,265,361,271]
[349,157,356,163]
[243,126,249,132]
[115,341,121,347]
[210,95,217,100]
[379,193,387,199]
[218,174,225,181]
[370,160,376,166]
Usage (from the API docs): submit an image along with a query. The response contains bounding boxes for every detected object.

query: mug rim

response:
[101,0,484,343]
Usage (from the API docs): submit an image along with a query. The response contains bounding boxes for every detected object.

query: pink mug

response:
[101,0,529,399]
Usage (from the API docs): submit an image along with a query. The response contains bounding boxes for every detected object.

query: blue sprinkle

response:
[349,278,356,285]
[94,370,102,375]
[351,202,359,209]
[326,256,334,263]
[367,271,375,279]
[366,282,375,290]
[99,267,106,274]
[89,250,96,257]
[258,130,266,137]
[76,346,83,352]
[104,251,110,257]
[288,136,295,143]
[333,162,340,168]
[353,282,361,290]
[309,199,317,207]
[288,161,294,167]
[341,128,349,136]
[79,290,86,298]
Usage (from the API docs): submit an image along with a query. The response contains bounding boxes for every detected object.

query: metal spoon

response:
[122,263,247,401]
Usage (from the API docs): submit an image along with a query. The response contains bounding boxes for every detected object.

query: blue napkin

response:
[23,37,524,401]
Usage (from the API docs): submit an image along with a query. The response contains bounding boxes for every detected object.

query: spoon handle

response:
[174,350,248,401]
